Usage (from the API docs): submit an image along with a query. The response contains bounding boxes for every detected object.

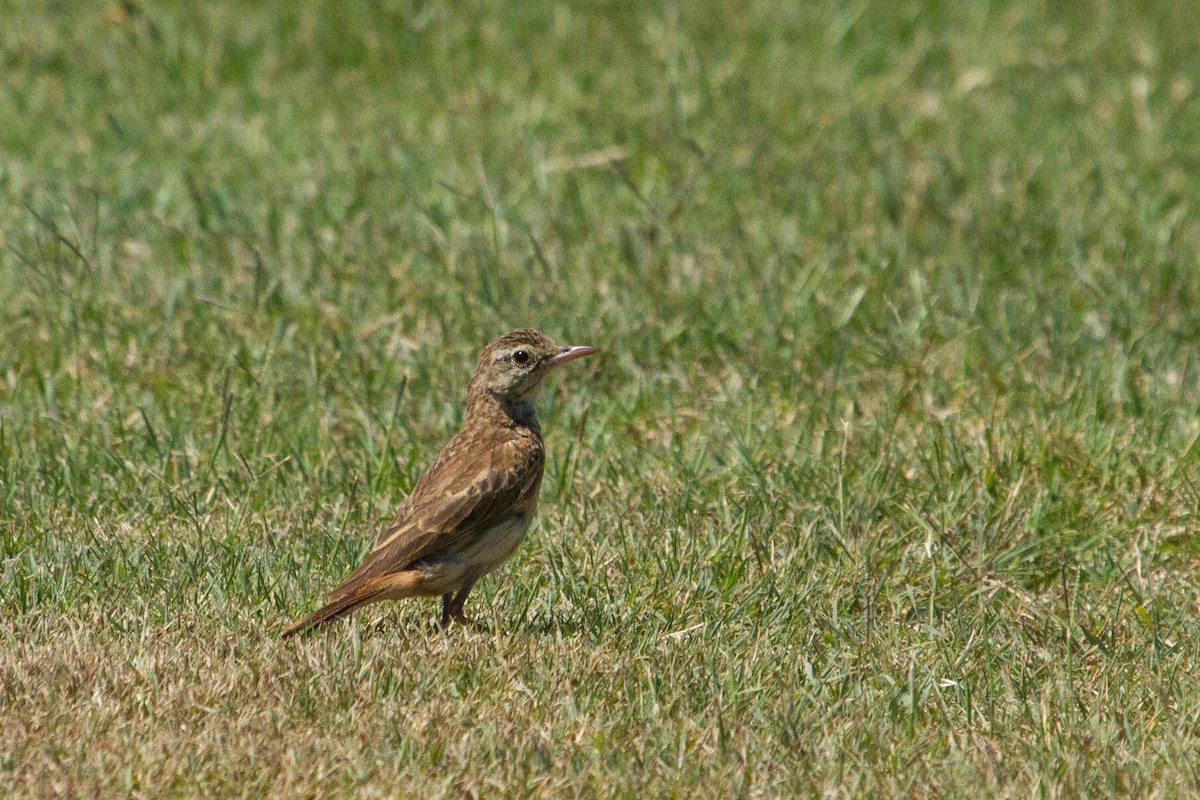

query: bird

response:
[282,329,598,637]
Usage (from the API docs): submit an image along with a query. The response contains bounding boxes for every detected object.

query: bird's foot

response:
[435,611,486,632]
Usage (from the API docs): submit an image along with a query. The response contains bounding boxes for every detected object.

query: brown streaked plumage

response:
[282,329,597,637]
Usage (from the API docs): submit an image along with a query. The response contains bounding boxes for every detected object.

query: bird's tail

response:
[281,570,425,638]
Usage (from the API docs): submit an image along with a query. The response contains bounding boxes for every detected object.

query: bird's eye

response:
[512,350,530,365]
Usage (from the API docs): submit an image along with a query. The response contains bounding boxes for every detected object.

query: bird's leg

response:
[440,593,454,627]
[446,579,477,625]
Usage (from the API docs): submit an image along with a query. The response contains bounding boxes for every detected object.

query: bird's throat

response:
[468,389,541,433]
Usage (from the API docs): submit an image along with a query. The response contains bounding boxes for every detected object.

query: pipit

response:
[282,329,597,637]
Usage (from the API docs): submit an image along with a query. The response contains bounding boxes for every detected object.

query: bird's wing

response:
[325,428,544,600]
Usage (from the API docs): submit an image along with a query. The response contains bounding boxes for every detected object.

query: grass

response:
[2,0,1200,795]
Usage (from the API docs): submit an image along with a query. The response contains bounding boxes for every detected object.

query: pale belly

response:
[414,513,532,594]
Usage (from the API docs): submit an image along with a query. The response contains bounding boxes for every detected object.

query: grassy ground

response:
[2,0,1200,796]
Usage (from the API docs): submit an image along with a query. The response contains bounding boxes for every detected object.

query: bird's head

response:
[468,329,598,406]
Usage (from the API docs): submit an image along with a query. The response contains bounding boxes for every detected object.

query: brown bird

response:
[282,329,597,637]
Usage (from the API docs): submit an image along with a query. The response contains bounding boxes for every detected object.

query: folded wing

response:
[326,428,544,601]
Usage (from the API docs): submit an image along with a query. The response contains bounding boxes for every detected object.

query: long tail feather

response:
[281,570,425,638]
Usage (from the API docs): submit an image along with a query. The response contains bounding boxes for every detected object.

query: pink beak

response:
[545,345,599,368]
